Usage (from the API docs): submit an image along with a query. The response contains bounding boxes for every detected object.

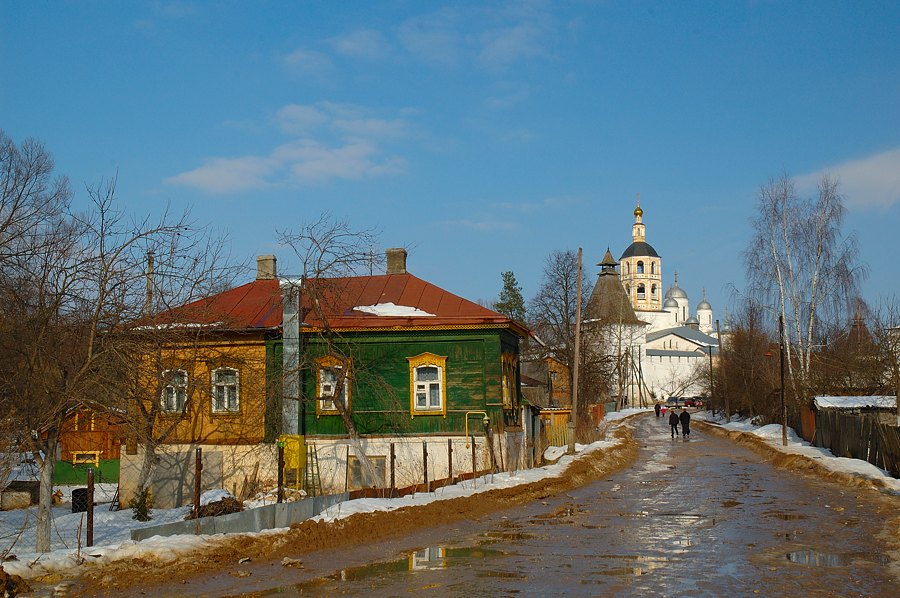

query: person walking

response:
[669,410,680,438]
[654,402,661,418]
[680,408,691,438]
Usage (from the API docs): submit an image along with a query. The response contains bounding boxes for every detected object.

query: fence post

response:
[423,441,429,492]
[390,443,396,495]
[471,436,476,486]
[448,438,453,483]
[193,447,202,520]
[86,468,94,548]
[277,442,285,504]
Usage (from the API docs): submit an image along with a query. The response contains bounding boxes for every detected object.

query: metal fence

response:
[815,410,900,478]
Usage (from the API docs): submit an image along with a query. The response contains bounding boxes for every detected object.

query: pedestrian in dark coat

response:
[668,410,680,438]
[679,409,691,438]
[654,402,661,418]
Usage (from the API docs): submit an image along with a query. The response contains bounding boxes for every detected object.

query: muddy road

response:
[83,414,900,596]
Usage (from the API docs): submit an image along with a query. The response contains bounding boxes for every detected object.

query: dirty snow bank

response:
[3,418,630,581]
[695,411,900,494]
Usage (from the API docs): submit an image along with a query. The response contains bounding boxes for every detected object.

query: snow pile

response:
[313,436,624,524]
[1,425,628,581]
[199,489,234,507]
[814,395,897,410]
[697,411,900,494]
[353,302,435,317]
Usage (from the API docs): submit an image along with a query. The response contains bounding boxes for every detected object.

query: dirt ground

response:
[27,415,900,595]
[71,424,640,595]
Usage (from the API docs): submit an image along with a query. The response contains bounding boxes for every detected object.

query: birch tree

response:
[745,174,865,406]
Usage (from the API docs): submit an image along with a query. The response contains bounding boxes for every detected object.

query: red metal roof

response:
[155,273,522,334]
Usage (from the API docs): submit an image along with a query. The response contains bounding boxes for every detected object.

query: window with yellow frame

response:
[501,353,518,410]
[315,355,351,416]
[407,352,447,417]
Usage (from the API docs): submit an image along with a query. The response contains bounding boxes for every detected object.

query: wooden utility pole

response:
[779,315,787,446]
[568,248,583,455]
[716,319,728,422]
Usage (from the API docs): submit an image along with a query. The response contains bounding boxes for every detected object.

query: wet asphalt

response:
[160,413,900,596]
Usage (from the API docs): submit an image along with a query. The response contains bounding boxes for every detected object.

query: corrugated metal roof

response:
[646,325,718,346]
[154,273,521,334]
[646,348,716,358]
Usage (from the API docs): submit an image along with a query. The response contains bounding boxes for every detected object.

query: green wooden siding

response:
[290,328,522,437]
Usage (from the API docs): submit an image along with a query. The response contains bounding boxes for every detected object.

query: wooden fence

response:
[815,410,900,478]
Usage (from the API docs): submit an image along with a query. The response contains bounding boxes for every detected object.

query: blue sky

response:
[3,1,899,320]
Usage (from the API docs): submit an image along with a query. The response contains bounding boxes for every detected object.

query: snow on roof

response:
[814,396,897,410]
[353,302,435,317]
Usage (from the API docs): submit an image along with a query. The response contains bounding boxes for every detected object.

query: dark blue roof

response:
[620,241,659,259]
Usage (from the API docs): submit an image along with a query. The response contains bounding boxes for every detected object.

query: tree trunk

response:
[136,441,158,497]
[35,433,59,553]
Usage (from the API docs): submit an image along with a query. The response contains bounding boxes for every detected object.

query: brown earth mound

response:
[77,424,639,594]
[694,421,893,492]
[0,566,31,597]
[186,497,244,520]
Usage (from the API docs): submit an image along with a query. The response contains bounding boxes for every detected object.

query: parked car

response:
[665,397,681,407]
[684,397,704,407]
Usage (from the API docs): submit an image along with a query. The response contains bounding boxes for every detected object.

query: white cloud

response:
[275,139,405,182]
[165,156,278,194]
[275,104,328,135]
[283,48,332,74]
[796,148,900,210]
[167,103,412,193]
[396,10,462,67]
[328,28,391,60]
[477,23,545,70]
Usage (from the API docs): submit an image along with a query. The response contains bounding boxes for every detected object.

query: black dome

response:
[620,241,659,259]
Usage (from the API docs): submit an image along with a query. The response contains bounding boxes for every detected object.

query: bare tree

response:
[0,132,227,551]
[744,173,866,407]
[527,250,599,434]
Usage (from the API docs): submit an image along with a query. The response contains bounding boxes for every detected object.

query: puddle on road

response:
[286,545,508,593]
[785,550,890,567]
[765,510,807,521]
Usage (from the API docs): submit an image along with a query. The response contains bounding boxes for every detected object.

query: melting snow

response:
[353,302,435,317]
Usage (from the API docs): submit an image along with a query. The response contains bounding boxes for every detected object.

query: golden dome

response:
[634,205,643,217]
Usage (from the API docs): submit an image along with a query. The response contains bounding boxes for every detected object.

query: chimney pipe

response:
[257,255,277,280]
[386,248,407,275]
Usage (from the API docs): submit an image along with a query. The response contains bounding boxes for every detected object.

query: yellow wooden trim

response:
[501,352,518,410]
[72,451,100,466]
[303,323,514,333]
[315,355,351,416]
[407,352,447,418]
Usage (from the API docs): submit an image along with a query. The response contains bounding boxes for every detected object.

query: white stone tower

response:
[619,196,662,312]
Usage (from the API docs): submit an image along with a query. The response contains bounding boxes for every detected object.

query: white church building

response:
[584,201,721,405]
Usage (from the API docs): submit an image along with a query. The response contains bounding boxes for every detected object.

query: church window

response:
[637,261,644,274]
[651,262,656,275]
[625,262,630,275]
[637,284,646,300]
[651,284,657,298]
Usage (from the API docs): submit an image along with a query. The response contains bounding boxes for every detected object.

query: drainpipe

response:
[281,278,302,436]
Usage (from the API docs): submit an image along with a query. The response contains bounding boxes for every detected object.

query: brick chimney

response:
[386,248,407,275]
[257,255,277,280]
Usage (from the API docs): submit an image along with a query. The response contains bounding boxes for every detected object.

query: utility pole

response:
[716,319,728,422]
[779,314,787,446]
[568,248,583,455]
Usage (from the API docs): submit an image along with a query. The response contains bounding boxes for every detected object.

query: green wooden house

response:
[132,250,531,496]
